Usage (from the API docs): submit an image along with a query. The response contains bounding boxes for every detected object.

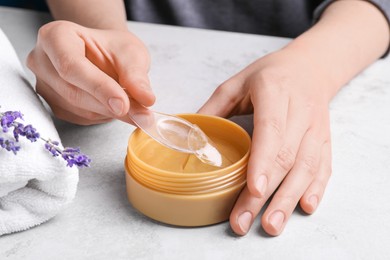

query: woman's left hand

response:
[198,47,333,236]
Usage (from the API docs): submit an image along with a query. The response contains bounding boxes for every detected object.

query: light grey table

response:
[1,6,390,260]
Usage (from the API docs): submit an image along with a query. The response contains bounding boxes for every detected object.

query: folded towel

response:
[0,29,78,236]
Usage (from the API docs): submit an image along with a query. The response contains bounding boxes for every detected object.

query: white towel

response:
[0,29,79,236]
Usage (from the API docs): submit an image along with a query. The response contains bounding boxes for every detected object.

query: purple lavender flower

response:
[12,123,40,142]
[1,109,91,168]
[63,147,81,154]
[0,137,21,154]
[13,123,24,141]
[1,111,23,133]
[21,125,40,142]
[61,147,91,167]
[44,141,61,157]
[62,152,91,168]
[44,141,91,167]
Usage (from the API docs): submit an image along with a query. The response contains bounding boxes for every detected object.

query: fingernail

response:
[140,83,152,92]
[269,211,284,232]
[308,195,318,210]
[238,211,252,234]
[255,175,267,197]
[108,98,124,115]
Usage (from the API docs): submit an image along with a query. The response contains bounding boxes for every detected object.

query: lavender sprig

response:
[0,137,21,154]
[42,139,91,168]
[0,109,91,168]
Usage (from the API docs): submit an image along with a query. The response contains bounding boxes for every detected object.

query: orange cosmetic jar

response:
[124,114,251,226]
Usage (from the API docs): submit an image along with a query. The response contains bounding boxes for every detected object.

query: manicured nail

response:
[269,211,284,232]
[255,175,267,197]
[108,98,124,115]
[238,211,252,234]
[308,195,318,210]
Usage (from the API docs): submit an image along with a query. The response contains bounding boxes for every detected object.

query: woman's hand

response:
[199,0,389,236]
[199,47,333,236]
[27,21,155,125]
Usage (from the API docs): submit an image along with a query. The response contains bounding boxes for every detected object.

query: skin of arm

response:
[290,0,390,99]
[27,0,154,125]
[46,0,128,30]
[199,0,389,236]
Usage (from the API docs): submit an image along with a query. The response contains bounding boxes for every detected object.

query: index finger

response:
[40,23,129,117]
[112,38,155,107]
[246,78,289,197]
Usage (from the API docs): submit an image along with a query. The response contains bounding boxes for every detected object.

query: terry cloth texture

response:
[0,29,78,236]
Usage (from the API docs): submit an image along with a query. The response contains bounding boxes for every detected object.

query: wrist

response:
[47,0,128,31]
[283,0,389,100]
[279,43,338,102]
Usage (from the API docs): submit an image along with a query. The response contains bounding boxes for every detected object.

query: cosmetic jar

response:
[124,114,251,226]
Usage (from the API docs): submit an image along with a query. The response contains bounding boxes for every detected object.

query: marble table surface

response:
[1,6,390,260]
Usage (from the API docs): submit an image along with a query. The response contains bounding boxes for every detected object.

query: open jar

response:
[124,114,251,226]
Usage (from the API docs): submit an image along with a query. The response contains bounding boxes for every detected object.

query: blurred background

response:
[0,0,48,11]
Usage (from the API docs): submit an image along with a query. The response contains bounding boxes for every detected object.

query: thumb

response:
[119,66,156,107]
[114,38,155,107]
[198,77,245,118]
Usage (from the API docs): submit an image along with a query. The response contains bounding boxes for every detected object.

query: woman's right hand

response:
[27,21,155,125]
